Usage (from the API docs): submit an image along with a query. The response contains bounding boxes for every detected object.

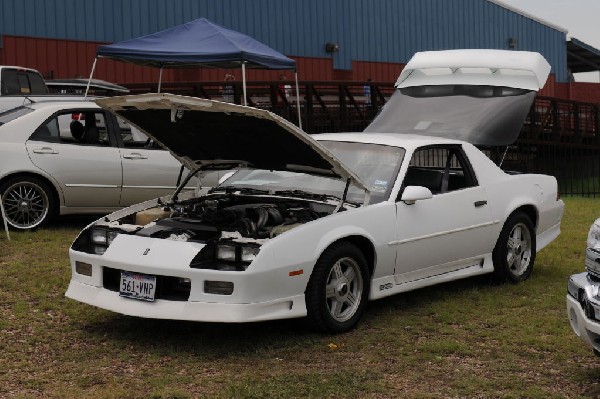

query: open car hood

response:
[365,50,551,146]
[96,93,368,193]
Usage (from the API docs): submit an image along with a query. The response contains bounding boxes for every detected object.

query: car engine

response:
[116,194,334,243]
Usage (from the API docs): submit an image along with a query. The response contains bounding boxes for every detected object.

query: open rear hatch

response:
[365,49,551,145]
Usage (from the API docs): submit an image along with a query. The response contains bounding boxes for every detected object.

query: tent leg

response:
[158,67,164,93]
[1,193,10,241]
[294,71,302,130]
[84,57,98,100]
[242,62,247,106]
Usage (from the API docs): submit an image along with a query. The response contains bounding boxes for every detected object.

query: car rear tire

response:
[492,211,536,283]
[0,176,56,230]
[306,242,370,333]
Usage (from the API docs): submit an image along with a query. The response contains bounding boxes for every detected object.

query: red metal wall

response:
[0,35,338,84]
[3,34,600,105]
[1,35,165,82]
[352,60,405,83]
[567,82,600,103]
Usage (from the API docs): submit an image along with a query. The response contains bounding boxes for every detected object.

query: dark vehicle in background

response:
[0,66,91,112]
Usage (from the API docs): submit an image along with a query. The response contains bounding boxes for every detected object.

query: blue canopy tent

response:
[85,18,301,127]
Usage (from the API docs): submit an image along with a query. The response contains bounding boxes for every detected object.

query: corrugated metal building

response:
[0,0,596,94]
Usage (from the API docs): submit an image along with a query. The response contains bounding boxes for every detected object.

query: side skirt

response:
[369,254,494,300]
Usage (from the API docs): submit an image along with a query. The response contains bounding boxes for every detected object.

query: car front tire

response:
[0,177,56,230]
[306,242,370,333]
[492,211,536,283]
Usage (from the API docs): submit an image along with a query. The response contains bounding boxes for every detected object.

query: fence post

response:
[339,84,347,131]
[574,103,580,143]
[595,104,600,146]
[305,84,314,133]
[269,84,278,108]
[552,99,560,142]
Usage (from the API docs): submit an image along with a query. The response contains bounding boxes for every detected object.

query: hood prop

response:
[171,167,202,203]
[333,178,351,213]
[333,178,370,213]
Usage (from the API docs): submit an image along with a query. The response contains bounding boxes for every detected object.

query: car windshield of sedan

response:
[218,141,405,205]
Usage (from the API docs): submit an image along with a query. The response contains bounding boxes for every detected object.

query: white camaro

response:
[66,50,564,333]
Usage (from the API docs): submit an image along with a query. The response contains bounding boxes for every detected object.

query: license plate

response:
[119,271,156,302]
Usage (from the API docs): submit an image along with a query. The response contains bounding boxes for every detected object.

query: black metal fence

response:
[126,81,600,196]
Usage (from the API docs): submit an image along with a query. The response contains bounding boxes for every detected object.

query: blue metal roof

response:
[0,0,569,81]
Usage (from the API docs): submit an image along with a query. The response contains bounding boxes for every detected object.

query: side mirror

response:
[401,186,433,205]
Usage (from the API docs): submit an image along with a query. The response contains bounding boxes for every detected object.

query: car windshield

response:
[219,141,405,204]
[0,106,34,126]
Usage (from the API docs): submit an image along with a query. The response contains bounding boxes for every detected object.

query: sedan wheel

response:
[492,212,536,283]
[306,242,370,333]
[0,178,54,230]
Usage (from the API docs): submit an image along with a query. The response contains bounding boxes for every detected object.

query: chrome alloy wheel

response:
[1,181,49,229]
[506,222,532,277]
[325,257,364,323]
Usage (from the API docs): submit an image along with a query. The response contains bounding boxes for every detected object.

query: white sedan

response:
[0,101,208,230]
[66,50,564,333]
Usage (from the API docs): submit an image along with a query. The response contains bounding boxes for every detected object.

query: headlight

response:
[587,219,600,250]
[216,244,260,264]
[217,245,236,261]
[91,228,108,245]
[90,228,120,251]
[193,243,261,270]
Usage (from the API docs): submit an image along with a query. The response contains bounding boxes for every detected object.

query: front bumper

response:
[66,280,307,322]
[66,233,313,323]
[567,272,600,354]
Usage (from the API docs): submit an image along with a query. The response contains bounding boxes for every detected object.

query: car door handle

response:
[123,152,148,160]
[474,200,487,207]
[33,147,58,154]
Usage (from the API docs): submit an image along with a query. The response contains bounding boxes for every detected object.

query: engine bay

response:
[106,193,335,244]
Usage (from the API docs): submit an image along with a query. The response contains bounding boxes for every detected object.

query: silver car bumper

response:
[567,272,600,355]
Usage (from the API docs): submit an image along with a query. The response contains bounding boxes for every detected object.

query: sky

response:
[499,0,600,82]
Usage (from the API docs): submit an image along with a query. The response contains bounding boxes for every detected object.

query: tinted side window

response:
[1,69,20,95]
[30,111,111,146]
[27,71,48,94]
[404,146,476,195]
[17,73,30,94]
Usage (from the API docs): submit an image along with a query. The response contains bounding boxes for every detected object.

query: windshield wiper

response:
[209,186,270,195]
[273,179,368,213]
[273,189,360,206]
[273,189,329,200]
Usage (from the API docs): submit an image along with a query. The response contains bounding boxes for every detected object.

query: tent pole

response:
[294,70,302,130]
[84,57,98,100]
[1,193,10,241]
[158,67,164,93]
[242,62,247,106]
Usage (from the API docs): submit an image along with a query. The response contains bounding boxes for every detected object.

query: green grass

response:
[1,199,600,398]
